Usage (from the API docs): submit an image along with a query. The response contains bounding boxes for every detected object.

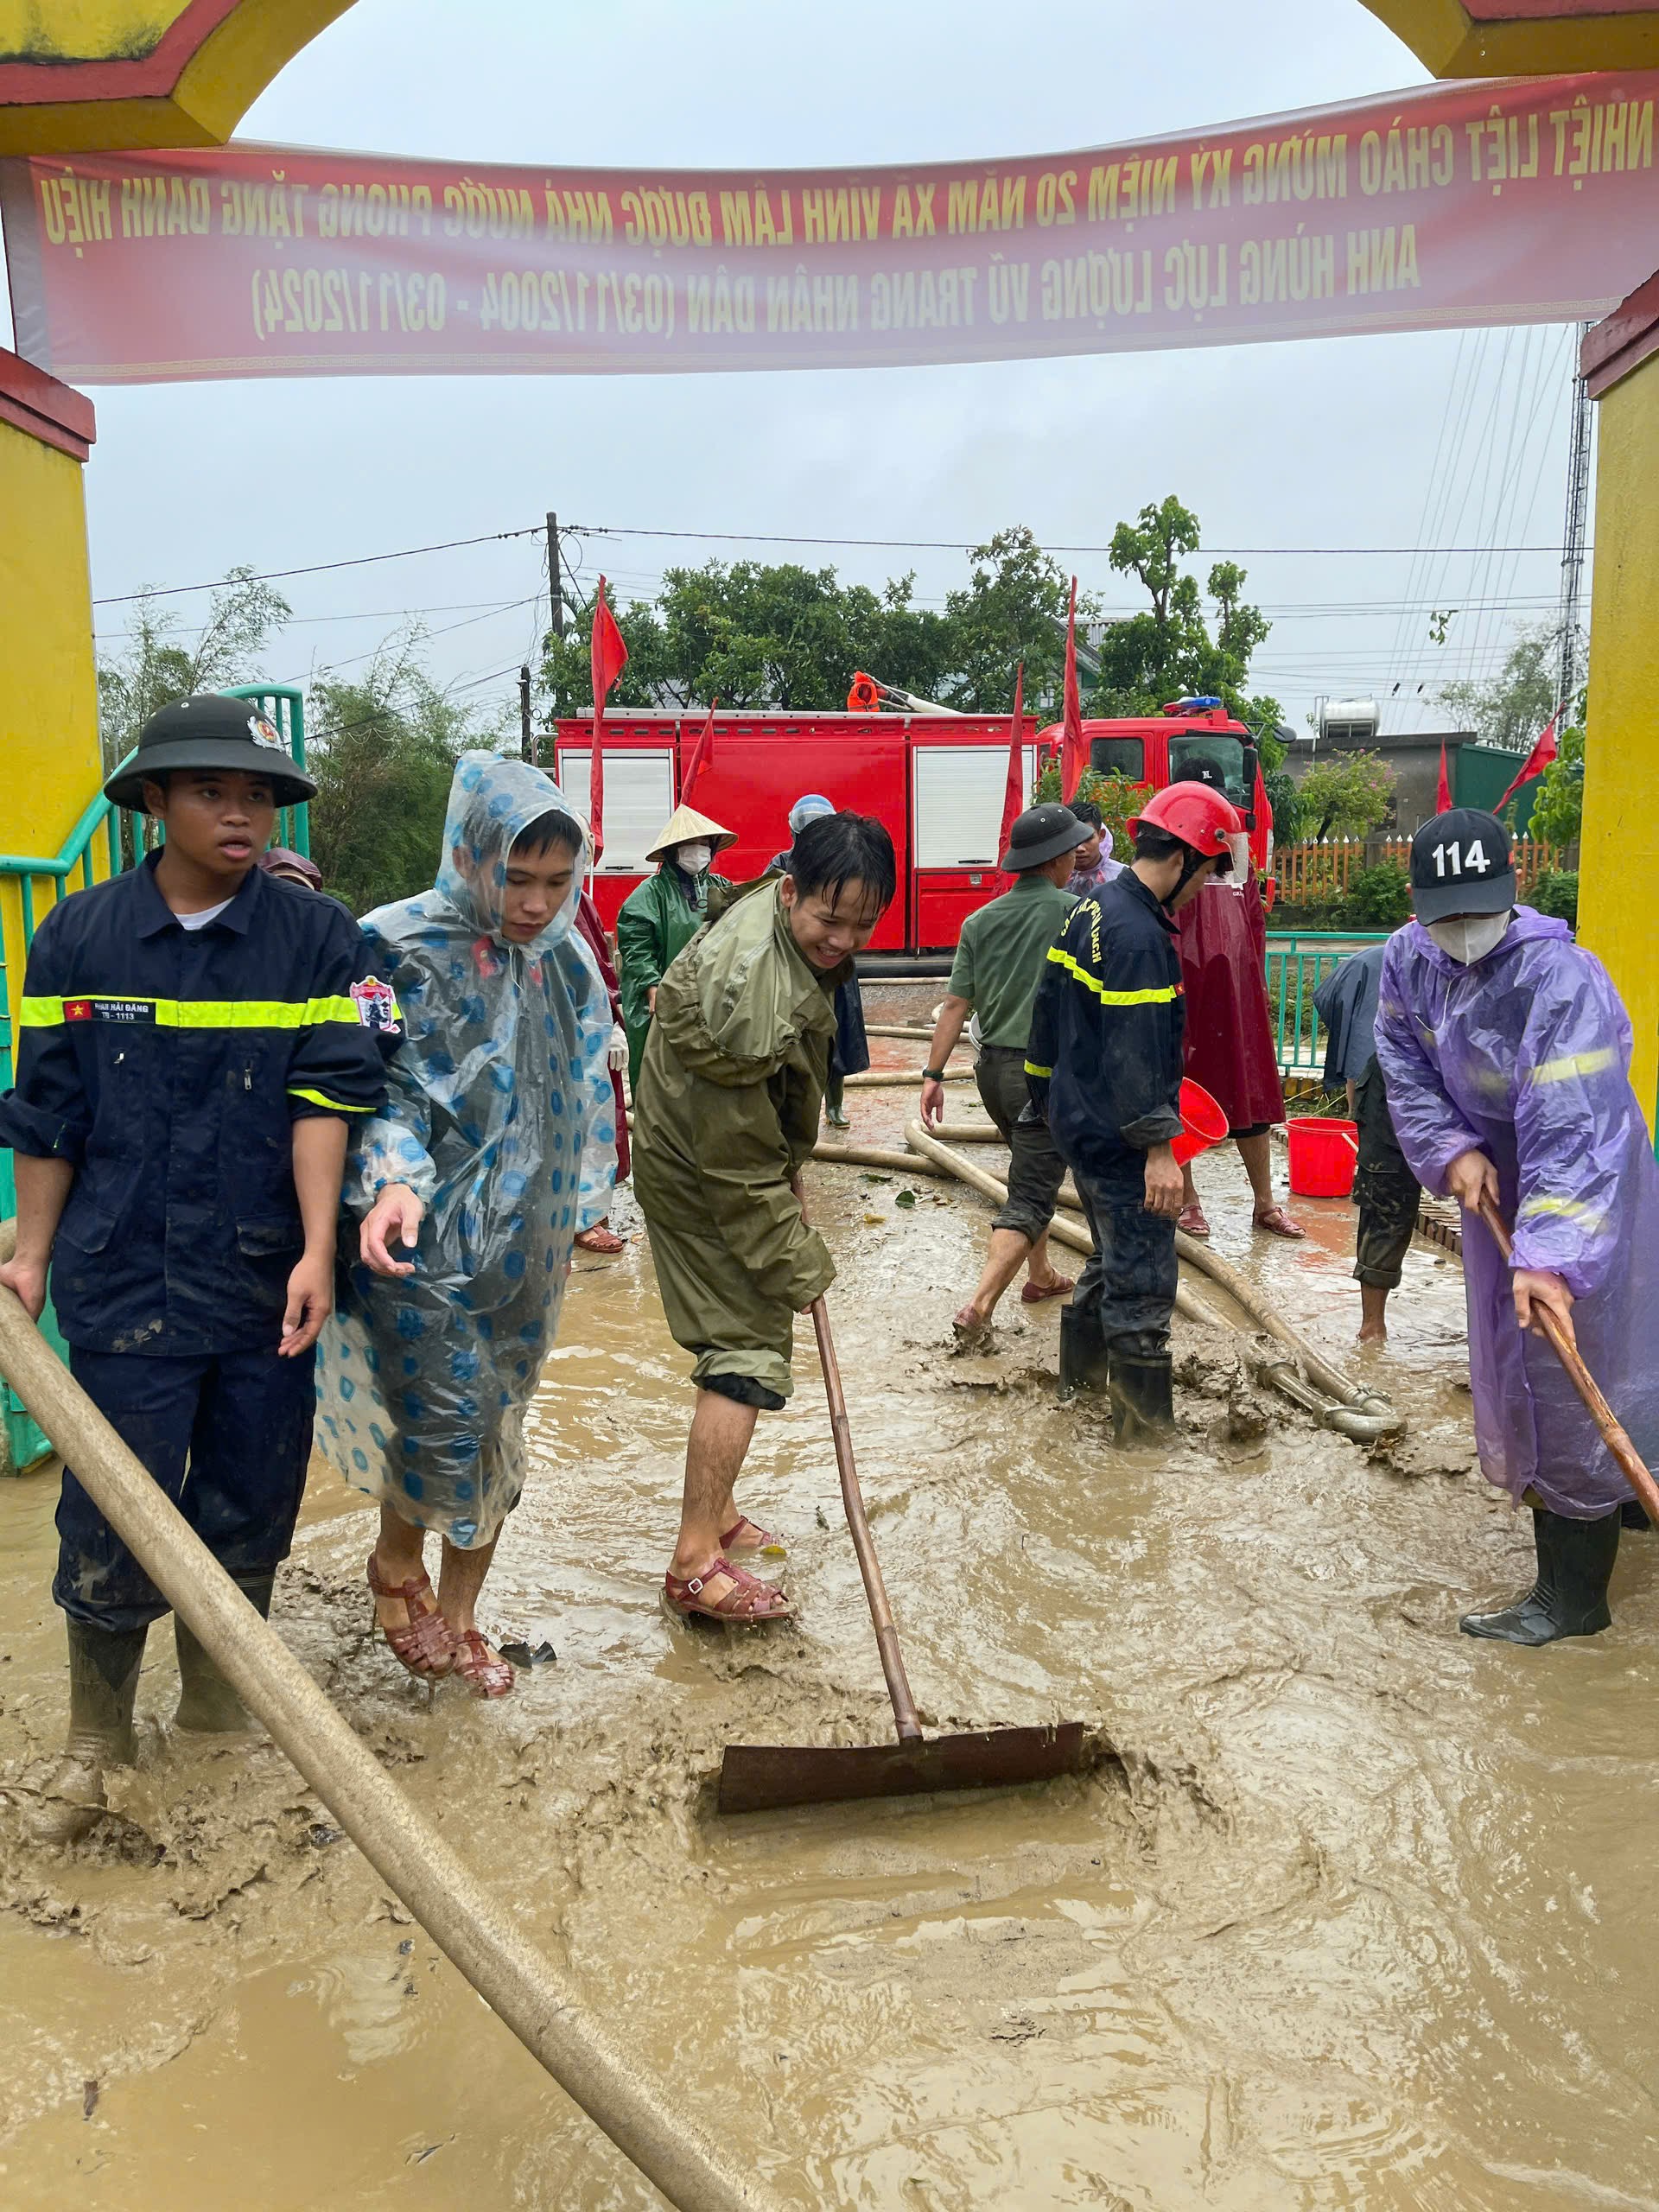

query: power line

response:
[92,525,541,607]
[570,521,1578,558]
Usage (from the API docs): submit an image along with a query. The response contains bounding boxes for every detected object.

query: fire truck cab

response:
[1046,696,1270,876]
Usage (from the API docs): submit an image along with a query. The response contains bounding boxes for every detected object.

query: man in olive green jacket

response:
[633,812,897,1624]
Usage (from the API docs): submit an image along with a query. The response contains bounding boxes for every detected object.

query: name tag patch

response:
[65,997,155,1025]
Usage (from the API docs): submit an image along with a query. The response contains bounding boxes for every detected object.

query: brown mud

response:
[1,992,1656,2209]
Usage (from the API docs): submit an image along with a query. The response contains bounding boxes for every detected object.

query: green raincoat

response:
[615,862,734,1088]
[632,880,845,1400]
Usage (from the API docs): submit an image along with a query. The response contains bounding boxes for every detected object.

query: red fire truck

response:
[553,693,1266,955]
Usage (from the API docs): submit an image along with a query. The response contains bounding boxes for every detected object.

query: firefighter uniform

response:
[0,854,391,1630]
[1025,871,1185,1408]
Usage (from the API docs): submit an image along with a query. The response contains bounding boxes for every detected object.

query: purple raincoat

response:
[1376,907,1659,1518]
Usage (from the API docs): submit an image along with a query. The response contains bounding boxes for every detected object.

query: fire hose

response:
[0,1224,781,2212]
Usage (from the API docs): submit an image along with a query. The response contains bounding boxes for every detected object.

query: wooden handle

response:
[792,1178,922,1743]
[1477,1192,1659,1524]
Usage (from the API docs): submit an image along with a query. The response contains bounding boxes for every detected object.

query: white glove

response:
[608,1023,628,1072]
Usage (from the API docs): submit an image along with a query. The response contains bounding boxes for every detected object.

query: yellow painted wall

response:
[1362,1,1659,75]
[0,415,105,1055]
[1579,352,1659,1133]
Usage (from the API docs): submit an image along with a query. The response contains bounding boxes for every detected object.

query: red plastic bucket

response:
[1171,1078,1229,1168]
[1287,1117,1359,1198]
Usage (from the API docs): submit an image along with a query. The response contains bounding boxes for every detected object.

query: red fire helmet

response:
[1127,781,1243,855]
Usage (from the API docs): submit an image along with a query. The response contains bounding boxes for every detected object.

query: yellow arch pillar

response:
[1579,278,1659,1129]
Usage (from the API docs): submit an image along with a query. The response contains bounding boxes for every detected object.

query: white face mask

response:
[1427,912,1511,965]
[675,840,714,874]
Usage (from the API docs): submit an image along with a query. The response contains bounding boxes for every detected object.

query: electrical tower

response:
[1557,320,1593,713]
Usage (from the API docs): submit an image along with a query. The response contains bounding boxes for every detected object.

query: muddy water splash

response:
[1,996,1655,2209]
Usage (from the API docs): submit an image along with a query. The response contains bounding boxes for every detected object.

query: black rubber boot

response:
[27,1621,148,1846]
[175,1574,274,1734]
[1620,1499,1651,1533]
[1108,1350,1175,1442]
[1460,1509,1620,1646]
[1058,1306,1112,1402]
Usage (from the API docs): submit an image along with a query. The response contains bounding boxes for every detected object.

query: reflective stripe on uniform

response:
[1046,944,1179,1008]
[19,993,397,1031]
[1526,1047,1616,1086]
[1025,1060,1053,1078]
[1516,1193,1608,1231]
[288,1085,366,1114]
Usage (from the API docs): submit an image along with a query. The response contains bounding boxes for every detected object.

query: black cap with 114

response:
[1408,808,1516,923]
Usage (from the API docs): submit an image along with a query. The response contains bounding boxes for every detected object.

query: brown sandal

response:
[452,1629,515,1699]
[664,1555,792,1623]
[720,1516,787,1558]
[366,1552,456,1678]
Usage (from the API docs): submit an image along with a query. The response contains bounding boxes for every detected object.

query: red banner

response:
[3,73,1656,385]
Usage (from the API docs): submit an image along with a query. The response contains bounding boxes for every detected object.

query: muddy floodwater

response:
[2,993,1656,2209]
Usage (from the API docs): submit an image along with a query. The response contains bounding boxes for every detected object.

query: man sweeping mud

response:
[632,812,896,1622]
[1376,808,1659,1645]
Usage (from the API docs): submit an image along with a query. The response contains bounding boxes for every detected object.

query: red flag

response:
[1253,758,1274,861]
[588,577,628,847]
[1059,576,1087,803]
[998,664,1026,874]
[1435,741,1452,814]
[680,698,718,804]
[1494,712,1560,813]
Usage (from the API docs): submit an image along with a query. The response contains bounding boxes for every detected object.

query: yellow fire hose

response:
[0,1224,781,2212]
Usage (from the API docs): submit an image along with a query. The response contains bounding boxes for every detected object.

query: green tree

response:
[96,566,292,771]
[1292,752,1395,839]
[307,627,510,915]
[1523,700,1586,847]
[1438,620,1566,752]
[1091,495,1281,740]
[937,525,1082,716]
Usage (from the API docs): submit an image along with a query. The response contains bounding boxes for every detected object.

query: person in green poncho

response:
[615,804,736,1089]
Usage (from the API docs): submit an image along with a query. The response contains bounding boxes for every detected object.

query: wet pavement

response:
[1,990,1655,2209]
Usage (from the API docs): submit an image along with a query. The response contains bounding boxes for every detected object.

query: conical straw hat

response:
[646,804,737,864]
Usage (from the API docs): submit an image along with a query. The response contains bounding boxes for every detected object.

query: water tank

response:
[1318,696,1379,743]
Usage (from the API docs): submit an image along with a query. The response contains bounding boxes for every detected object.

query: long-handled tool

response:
[1477,1192,1659,1522]
[718,1211,1088,1814]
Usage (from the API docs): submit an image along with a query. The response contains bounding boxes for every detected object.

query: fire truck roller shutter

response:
[556,749,676,872]
[912,743,1039,955]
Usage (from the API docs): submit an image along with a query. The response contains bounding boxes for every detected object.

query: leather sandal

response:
[1020,1274,1075,1305]
[366,1552,457,1678]
[721,1516,787,1558]
[664,1556,792,1623]
[1253,1203,1306,1239]
[575,1223,626,1253]
[452,1629,516,1699]
[1177,1204,1211,1237]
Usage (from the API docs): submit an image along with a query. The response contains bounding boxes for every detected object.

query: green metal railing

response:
[1,685,306,1470]
[1266,931,1389,1083]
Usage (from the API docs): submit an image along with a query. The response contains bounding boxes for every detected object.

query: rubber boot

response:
[1460,1509,1620,1646]
[1107,1349,1175,1442]
[26,1621,148,1846]
[1620,1499,1651,1533]
[1058,1305,1111,1402]
[175,1574,273,1734]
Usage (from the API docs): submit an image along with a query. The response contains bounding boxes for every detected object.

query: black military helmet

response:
[104,694,318,812]
[1000,802,1090,873]
[1408,807,1515,922]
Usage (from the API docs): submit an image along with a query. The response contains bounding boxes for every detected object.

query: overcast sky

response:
[9,0,1586,740]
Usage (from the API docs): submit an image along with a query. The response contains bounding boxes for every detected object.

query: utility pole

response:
[519,664,535,766]
[1558,321,1593,715]
[547,512,564,640]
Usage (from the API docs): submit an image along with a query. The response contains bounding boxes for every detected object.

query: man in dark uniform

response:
[0,696,391,1841]
[1026,780,1244,1434]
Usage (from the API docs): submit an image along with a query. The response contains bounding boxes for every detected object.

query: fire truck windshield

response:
[1167,731,1248,808]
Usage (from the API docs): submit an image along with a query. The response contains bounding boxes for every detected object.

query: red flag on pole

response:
[1494,712,1560,813]
[998,664,1026,874]
[681,698,718,804]
[1059,577,1087,803]
[588,577,628,849]
[1435,741,1452,814]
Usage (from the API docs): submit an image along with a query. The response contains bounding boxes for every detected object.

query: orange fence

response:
[1273,837,1568,907]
